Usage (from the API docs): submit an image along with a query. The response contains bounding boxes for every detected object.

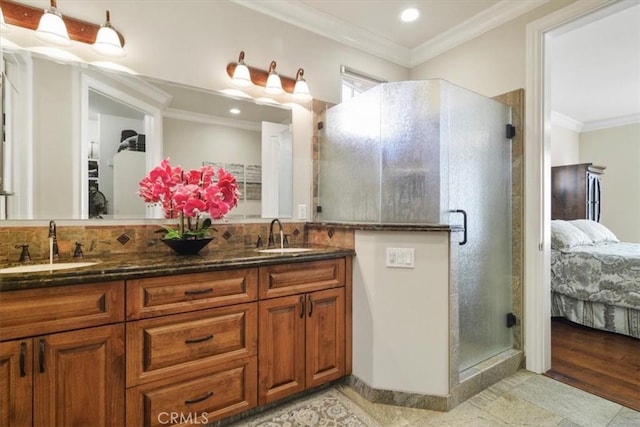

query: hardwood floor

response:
[545,317,640,411]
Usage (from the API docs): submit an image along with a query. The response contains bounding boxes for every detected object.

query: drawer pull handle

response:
[19,342,27,377]
[185,334,214,345]
[184,288,213,296]
[308,295,314,317]
[39,339,45,373]
[185,391,214,405]
[300,295,305,319]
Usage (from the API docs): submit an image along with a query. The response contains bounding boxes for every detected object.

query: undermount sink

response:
[0,262,99,274]
[257,248,314,254]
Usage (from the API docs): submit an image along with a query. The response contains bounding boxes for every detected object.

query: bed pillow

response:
[551,220,593,250]
[570,220,619,245]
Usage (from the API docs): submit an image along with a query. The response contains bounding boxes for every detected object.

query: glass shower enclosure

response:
[318,79,512,371]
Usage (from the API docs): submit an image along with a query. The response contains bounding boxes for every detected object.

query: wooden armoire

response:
[551,163,606,222]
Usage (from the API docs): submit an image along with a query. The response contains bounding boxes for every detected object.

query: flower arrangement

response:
[138,158,240,240]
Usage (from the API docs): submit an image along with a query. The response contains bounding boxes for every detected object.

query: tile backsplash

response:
[0,222,308,263]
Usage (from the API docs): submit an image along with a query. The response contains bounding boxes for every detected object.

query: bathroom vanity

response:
[0,246,353,426]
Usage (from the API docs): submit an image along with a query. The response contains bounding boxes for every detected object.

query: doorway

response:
[524,0,639,374]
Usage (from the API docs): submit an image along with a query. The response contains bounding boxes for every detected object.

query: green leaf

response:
[201,218,212,230]
[163,229,183,240]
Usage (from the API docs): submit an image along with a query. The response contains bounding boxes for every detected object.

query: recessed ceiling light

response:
[229,108,241,114]
[400,7,421,23]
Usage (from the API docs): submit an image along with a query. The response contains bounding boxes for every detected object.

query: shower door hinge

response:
[506,124,516,139]
[506,312,517,328]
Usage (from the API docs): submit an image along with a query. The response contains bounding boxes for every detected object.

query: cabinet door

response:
[306,288,345,389]
[0,340,32,427]
[33,324,125,427]
[258,295,306,405]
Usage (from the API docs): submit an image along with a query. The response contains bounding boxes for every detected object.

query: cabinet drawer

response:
[126,357,257,427]
[259,258,345,299]
[0,282,125,341]
[126,269,258,320]
[127,303,257,386]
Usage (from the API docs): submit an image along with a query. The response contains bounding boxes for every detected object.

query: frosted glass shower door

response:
[444,84,512,371]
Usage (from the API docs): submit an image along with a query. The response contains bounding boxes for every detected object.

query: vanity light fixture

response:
[231,50,253,87]
[292,68,311,101]
[264,61,284,95]
[0,5,9,32]
[93,10,125,58]
[0,0,126,54]
[226,51,312,100]
[35,0,71,46]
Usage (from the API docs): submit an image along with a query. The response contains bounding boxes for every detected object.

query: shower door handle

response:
[451,209,467,246]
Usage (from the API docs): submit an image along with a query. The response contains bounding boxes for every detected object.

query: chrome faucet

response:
[267,218,286,248]
[48,220,59,260]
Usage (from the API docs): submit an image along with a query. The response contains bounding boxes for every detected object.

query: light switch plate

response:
[298,204,307,220]
[386,247,415,268]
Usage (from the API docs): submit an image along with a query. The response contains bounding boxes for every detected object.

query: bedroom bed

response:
[550,219,640,339]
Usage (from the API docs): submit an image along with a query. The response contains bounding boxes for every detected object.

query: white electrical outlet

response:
[298,204,307,220]
[386,247,415,268]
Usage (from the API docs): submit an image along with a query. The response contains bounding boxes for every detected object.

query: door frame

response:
[524,0,630,373]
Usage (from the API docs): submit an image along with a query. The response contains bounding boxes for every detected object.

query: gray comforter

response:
[551,242,640,310]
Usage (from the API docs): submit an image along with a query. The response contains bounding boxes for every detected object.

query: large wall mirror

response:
[0,49,293,221]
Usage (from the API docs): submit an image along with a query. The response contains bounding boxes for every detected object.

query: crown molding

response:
[551,111,640,133]
[581,113,640,132]
[231,0,548,68]
[230,0,411,66]
[105,73,173,109]
[410,0,550,67]
[551,111,584,132]
[164,108,261,132]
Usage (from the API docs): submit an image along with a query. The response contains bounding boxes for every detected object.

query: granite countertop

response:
[0,244,355,292]
[307,222,459,232]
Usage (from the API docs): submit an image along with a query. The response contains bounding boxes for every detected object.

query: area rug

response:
[233,388,381,427]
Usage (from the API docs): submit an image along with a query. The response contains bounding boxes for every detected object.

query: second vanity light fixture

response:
[0,0,126,58]
[227,51,312,101]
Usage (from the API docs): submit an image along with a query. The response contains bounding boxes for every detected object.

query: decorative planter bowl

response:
[161,238,213,255]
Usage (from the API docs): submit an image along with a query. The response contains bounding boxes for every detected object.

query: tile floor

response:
[333,370,639,426]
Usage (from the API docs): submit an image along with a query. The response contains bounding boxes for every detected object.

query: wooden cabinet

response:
[0,282,126,427]
[258,260,346,405]
[126,268,259,427]
[127,357,257,427]
[1,255,352,426]
[33,324,125,427]
[126,268,258,320]
[126,303,257,387]
[552,163,606,222]
[0,340,32,426]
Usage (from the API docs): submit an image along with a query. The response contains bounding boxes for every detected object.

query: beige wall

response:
[409,0,576,97]
[580,123,640,242]
[551,124,580,166]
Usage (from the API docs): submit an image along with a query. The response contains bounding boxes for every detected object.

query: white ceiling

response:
[235,0,640,130]
[232,0,545,67]
[549,2,640,131]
